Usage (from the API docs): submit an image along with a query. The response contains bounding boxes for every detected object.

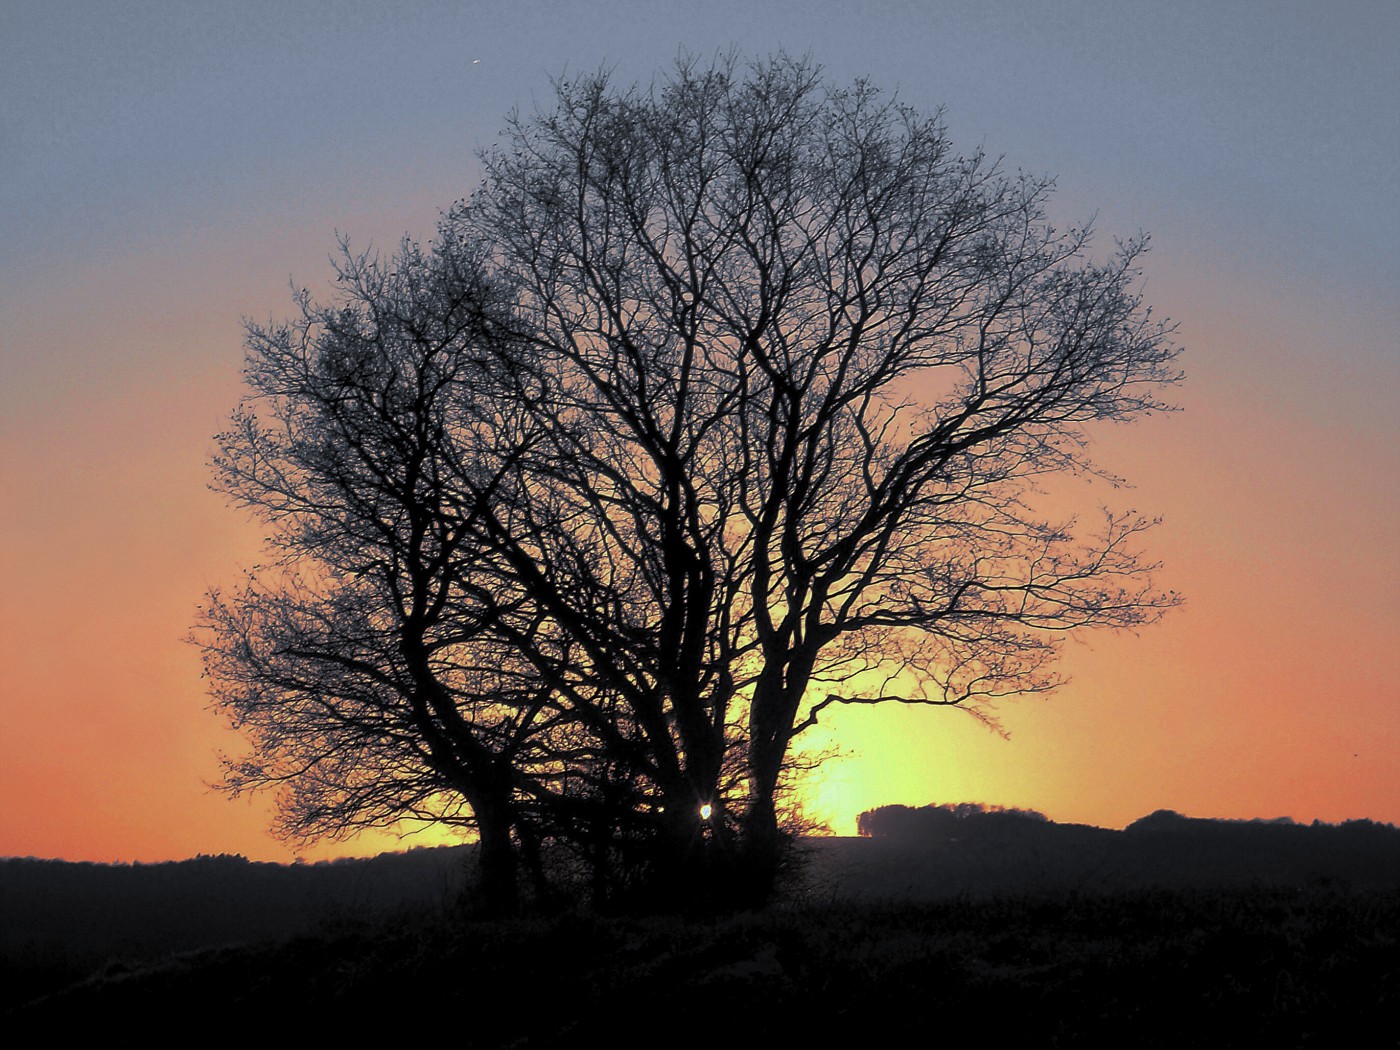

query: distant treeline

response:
[856,803,1397,842]
[856,802,1051,837]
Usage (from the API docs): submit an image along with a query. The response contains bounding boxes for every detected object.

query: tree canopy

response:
[199,54,1181,912]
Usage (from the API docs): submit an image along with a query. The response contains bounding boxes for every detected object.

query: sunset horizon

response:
[3,1,1396,868]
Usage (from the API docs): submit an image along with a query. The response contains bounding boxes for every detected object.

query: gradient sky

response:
[2,0,1396,862]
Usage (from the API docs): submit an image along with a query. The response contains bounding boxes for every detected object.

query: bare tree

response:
[203,53,1180,912]
[455,53,1181,904]
[197,237,574,914]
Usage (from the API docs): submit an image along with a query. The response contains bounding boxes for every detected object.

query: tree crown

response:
[201,53,1181,910]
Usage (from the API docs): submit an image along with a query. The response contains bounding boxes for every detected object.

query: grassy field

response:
[8,884,1397,1045]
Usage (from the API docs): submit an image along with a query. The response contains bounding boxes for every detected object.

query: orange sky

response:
[2,2,1396,862]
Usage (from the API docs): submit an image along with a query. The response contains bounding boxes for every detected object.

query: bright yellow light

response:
[700,803,713,821]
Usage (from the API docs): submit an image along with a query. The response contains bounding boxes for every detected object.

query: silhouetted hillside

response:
[838,805,1400,900]
[0,846,471,1007]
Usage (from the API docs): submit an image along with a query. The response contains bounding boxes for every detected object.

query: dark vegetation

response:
[11,887,1397,1045]
[6,811,1396,1042]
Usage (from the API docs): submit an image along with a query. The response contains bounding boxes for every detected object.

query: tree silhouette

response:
[454,53,1181,903]
[197,238,575,913]
[202,54,1181,911]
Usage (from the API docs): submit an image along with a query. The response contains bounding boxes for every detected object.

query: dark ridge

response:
[0,845,472,1009]
[842,805,1400,901]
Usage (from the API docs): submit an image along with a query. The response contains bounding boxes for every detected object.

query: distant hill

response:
[0,846,472,1007]
[827,805,1400,902]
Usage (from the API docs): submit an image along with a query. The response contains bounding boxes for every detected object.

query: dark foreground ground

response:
[8,884,1398,1046]
[6,819,1398,1044]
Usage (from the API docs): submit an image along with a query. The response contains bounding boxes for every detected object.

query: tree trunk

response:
[616,795,734,914]
[742,669,795,909]
[738,790,783,909]
[472,791,520,916]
